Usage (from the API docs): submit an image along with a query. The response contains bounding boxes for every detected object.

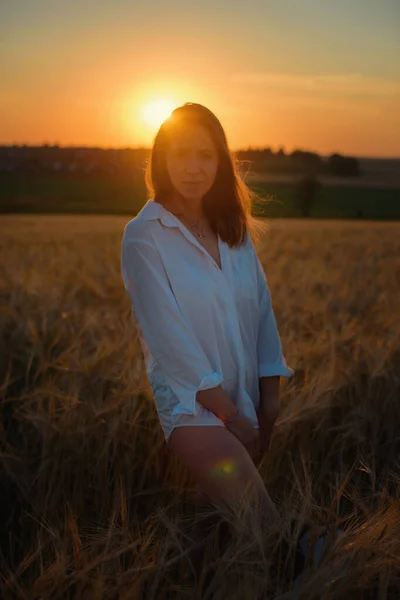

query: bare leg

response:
[168,425,279,539]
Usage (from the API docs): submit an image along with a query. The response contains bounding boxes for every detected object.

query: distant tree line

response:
[0,145,360,178]
[235,148,360,177]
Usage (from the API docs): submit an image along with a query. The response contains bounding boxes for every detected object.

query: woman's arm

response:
[255,259,293,381]
[196,385,239,422]
[257,375,280,452]
[121,220,226,418]
[250,242,293,453]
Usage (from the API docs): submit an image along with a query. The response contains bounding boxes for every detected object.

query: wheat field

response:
[1,214,399,599]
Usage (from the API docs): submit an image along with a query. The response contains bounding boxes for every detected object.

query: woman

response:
[121,102,293,540]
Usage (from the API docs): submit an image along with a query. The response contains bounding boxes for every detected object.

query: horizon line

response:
[1,142,399,161]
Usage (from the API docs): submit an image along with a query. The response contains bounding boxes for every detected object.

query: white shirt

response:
[121,199,294,442]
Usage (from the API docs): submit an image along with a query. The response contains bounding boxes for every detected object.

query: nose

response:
[184,155,201,174]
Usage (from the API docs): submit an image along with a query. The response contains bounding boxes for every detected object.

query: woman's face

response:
[165,123,219,204]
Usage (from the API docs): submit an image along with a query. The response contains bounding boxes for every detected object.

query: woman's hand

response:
[256,395,280,454]
[225,413,261,459]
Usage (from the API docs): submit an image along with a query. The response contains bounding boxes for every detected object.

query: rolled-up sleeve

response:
[121,222,223,416]
[254,253,294,379]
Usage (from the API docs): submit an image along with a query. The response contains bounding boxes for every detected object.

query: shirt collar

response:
[139,199,225,270]
[139,199,177,228]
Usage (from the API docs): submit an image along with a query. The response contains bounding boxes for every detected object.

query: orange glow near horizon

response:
[2,71,399,157]
[2,72,399,157]
[1,2,399,157]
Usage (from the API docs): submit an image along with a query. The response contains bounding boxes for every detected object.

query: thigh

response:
[168,425,275,518]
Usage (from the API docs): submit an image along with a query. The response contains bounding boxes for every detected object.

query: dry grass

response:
[1,215,399,600]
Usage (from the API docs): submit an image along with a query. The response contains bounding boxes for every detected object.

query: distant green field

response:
[252,180,400,219]
[0,172,147,215]
[1,171,400,219]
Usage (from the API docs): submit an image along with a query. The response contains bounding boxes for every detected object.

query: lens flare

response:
[210,457,238,478]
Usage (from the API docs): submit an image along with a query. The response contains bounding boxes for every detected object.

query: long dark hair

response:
[144,102,268,248]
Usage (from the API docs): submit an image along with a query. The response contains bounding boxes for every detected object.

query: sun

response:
[140,98,177,130]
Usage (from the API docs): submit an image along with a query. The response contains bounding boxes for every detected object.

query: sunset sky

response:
[1,0,399,157]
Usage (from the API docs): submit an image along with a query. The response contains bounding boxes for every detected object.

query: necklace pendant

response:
[198,232,206,238]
